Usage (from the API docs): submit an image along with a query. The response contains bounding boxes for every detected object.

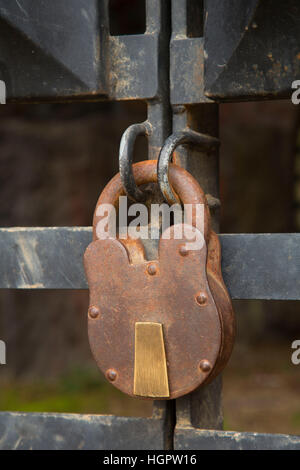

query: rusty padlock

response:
[84,133,235,399]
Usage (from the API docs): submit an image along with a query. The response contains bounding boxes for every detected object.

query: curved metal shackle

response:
[119,121,152,202]
[93,160,211,242]
[157,129,220,205]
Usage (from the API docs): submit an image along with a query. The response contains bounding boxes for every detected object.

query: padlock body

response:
[85,225,223,399]
[84,161,235,400]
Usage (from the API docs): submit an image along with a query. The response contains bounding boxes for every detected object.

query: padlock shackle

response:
[93,160,211,242]
[157,129,219,206]
[119,121,152,203]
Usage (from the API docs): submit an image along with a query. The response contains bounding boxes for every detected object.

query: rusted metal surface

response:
[1,0,298,449]
[206,231,235,381]
[169,0,223,420]
[92,160,211,241]
[84,160,235,400]
[0,228,299,300]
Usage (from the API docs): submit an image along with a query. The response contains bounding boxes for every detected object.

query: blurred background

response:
[0,0,299,435]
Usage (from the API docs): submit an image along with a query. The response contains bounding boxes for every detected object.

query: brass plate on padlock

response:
[134,322,169,398]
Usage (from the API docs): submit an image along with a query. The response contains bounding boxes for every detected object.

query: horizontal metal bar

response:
[221,233,300,300]
[0,228,299,300]
[0,227,90,290]
[0,411,166,450]
[175,427,300,450]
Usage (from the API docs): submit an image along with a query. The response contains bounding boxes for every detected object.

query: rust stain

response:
[84,161,235,399]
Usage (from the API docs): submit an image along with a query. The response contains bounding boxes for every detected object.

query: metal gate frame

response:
[0,0,299,450]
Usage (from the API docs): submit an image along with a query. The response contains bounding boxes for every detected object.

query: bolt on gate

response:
[0,0,300,450]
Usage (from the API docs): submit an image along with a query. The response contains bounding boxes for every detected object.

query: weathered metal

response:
[0,405,171,450]
[84,160,235,399]
[0,410,298,450]
[170,0,210,106]
[157,129,219,205]
[175,427,300,450]
[0,0,165,103]
[204,0,300,101]
[0,0,299,450]
[171,0,300,105]
[169,0,223,418]
[0,0,109,102]
[0,228,299,300]
[119,121,153,202]
[2,0,299,104]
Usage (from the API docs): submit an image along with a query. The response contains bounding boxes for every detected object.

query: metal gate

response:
[0,0,299,450]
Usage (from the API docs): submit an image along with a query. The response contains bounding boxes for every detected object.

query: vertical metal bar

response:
[145,0,175,449]
[171,0,223,430]
[173,107,223,432]
[146,0,172,160]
